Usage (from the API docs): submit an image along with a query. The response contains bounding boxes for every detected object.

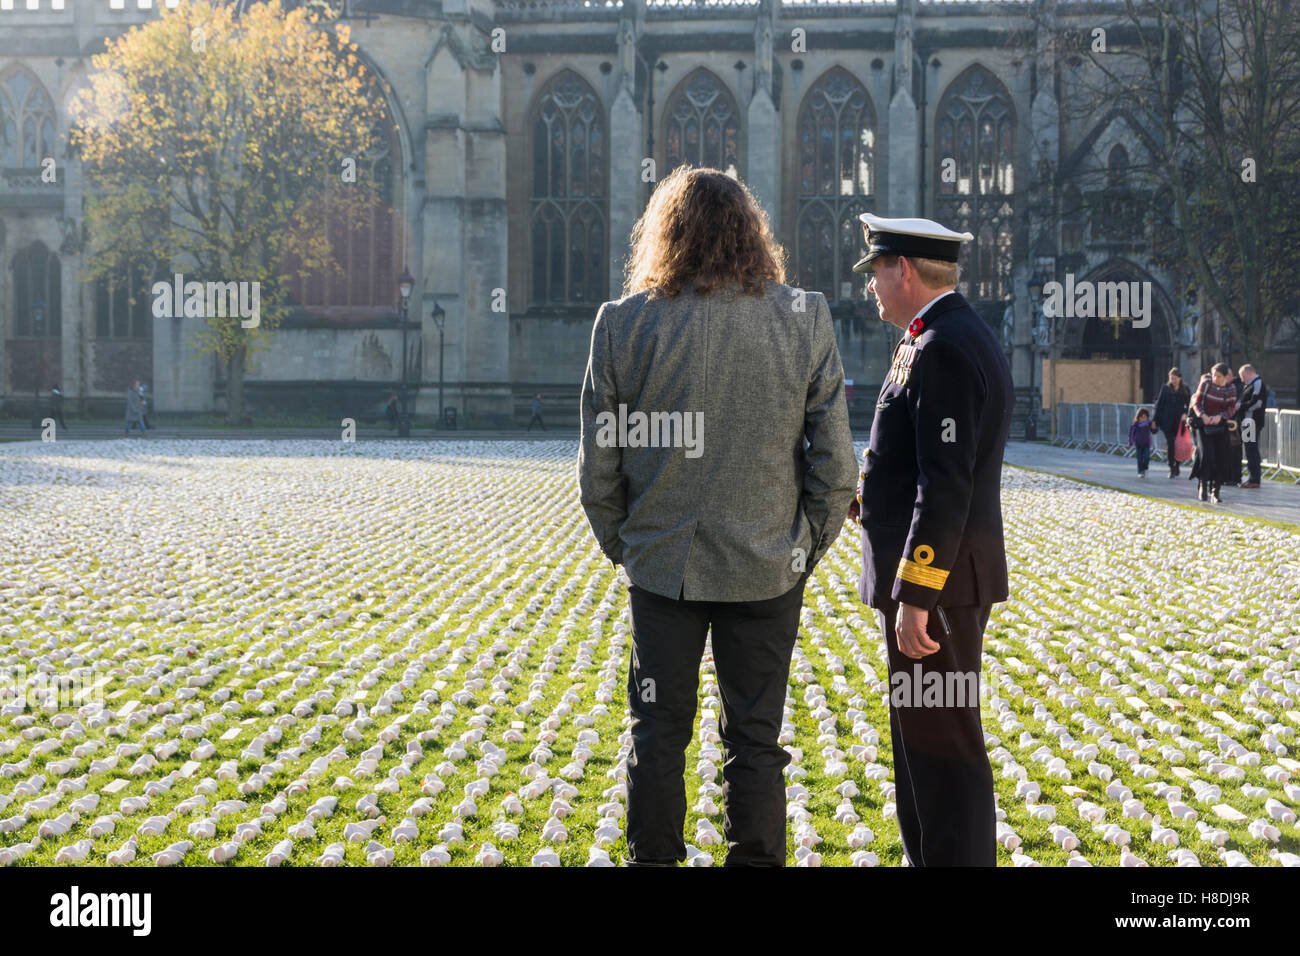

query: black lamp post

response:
[431,300,446,429]
[397,266,414,437]
[1026,275,1044,441]
[31,298,45,429]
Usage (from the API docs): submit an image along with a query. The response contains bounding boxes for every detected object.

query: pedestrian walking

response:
[1152,368,1191,478]
[1188,364,1237,503]
[528,394,546,431]
[1236,364,1269,488]
[1129,407,1153,478]
[124,380,148,437]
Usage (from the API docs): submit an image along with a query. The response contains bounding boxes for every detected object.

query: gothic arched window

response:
[663,69,740,179]
[934,65,1016,301]
[1061,183,1085,254]
[287,116,399,311]
[1106,143,1129,185]
[0,67,57,170]
[96,260,166,340]
[530,71,606,306]
[11,242,61,339]
[1100,143,1138,241]
[795,68,876,304]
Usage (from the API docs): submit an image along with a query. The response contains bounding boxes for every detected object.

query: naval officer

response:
[846,213,1015,866]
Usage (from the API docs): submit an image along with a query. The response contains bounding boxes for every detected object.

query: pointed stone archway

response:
[1058,259,1177,403]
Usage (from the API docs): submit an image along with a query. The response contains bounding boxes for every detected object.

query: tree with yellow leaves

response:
[70,0,391,423]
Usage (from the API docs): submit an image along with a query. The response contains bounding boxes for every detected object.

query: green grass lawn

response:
[0,442,1296,866]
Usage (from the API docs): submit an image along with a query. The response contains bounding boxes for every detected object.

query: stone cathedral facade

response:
[1,0,1275,429]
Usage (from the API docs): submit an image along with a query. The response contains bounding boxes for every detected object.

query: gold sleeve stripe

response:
[896,558,949,590]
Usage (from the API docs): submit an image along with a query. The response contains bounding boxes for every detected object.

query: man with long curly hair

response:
[848,213,1015,866]
[579,166,857,866]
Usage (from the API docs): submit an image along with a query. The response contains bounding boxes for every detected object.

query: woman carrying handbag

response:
[1187,364,1238,504]
[1152,367,1191,477]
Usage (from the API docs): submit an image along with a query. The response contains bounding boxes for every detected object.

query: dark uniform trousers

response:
[876,600,996,867]
[624,574,807,866]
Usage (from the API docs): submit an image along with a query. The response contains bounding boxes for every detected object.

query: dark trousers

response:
[1161,426,1179,475]
[1135,444,1150,474]
[877,601,996,867]
[1244,418,1263,483]
[625,575,806,866]
[527,413,546,431]
[1193,428,1231,491]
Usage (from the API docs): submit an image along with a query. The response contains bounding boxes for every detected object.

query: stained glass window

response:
[286,112,401,311]
[663,70,740,179]
[935,65,1016,301]
[1,67,57,171]
[531,71,606,305]
[96,260,165,340]
[12,242,61,339]
[1099,143,1138,241]
[795,68,875,303]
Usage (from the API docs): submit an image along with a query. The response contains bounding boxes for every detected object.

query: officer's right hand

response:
[896,603,941,659]
[847,496,861,525]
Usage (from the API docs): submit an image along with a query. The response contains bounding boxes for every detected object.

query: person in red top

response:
[1188,363,1238,503]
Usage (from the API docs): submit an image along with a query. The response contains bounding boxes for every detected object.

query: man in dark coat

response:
[1236,364,1268,488]
[847,213,1014,867]
[124,380,148,437]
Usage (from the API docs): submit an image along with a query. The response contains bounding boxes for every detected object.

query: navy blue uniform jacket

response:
[857,290,1014,611]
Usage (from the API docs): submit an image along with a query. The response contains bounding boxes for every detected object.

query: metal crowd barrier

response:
[1052,403,1300,482]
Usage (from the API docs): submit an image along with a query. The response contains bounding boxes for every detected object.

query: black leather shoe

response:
[623,857,680,867]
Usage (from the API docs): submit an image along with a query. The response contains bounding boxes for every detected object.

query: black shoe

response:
[623,857,680,867]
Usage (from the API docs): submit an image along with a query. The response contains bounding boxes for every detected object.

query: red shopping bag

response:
[1174,418,1194,463]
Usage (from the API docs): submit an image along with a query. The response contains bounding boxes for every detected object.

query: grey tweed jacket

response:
[578,279,857,602]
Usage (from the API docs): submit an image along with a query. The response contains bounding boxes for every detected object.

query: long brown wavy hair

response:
[622,165,786,299]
